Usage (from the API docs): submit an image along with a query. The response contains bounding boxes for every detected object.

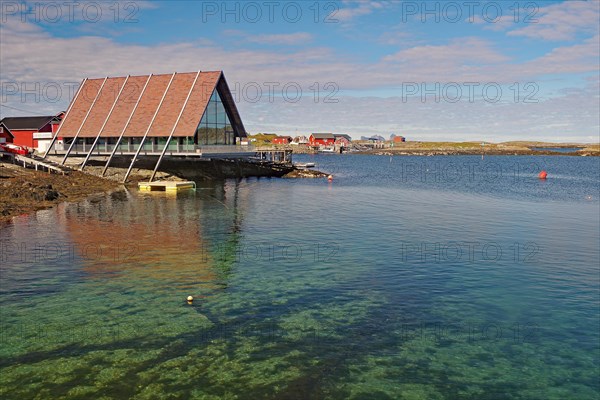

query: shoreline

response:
[2,144,598,222]
[359,148,600,157]
[276,141,600,157]
[0,160,312,223]
[0,163,123,223]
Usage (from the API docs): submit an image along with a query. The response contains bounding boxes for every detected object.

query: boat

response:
[319,147,336,153]
[294,162,315,168]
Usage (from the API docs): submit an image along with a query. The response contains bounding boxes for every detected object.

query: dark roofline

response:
[0,115,59,130]
[217,73,247,138]
[0,122,15,138]
[311,133,335,138]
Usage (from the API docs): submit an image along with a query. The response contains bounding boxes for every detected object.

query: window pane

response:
[216,100,226,125]
[194,89,238,146]
[215,126,225,145]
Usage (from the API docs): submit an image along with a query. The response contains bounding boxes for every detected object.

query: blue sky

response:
[1,0,598,142]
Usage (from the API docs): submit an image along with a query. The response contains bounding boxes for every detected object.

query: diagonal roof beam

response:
[80,75,131,171]
[149,70,202,182]
[101,74,153,177]
[122,72,178,183]
[61,77,108,165]
[43,78,87,159]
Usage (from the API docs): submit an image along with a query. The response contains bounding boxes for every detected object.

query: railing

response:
[198,145,256,154]
[48,143,256,155]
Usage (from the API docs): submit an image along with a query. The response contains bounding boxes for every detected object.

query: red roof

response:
[57,71,244,138]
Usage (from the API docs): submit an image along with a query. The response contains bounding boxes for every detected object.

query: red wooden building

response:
[0,113,64,153]
[0,122,14,144]
[334,134,352,147]
[272,136,292,145]
[309,133,335,146]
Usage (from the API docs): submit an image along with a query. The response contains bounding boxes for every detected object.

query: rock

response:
[44,189,60,201]
[283,169,329,178]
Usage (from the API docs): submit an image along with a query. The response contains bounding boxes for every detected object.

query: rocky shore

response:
[2,140,596,222]
[361,142,600,157]
[283,168,329,178]
[0,160,325,223]
[0,162,121,222]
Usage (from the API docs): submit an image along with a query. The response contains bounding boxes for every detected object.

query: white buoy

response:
[187,295,194,302]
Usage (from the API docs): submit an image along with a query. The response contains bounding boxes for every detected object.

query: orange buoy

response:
[327,175,333,181]
[538,170,548,179]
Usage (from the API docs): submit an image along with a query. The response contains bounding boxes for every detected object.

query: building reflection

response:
[58,180,247,290]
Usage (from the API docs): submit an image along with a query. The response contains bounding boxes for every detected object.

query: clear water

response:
[1,155,599,399]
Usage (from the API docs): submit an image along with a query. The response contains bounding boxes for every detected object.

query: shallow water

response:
[1,155,599,399]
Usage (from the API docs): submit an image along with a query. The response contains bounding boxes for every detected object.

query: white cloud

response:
[1,8,598,142]
[226,31,313,46]
[335,0,392,23]
[383,37,509,65]
[240,80,599,143]
[475,1,600,41]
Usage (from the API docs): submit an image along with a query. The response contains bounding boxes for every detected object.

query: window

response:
[195,88,234,145]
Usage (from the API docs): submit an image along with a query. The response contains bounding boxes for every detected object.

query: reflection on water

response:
[1,156,599,399]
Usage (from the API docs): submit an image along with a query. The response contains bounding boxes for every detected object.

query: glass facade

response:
[195,89,235,145]
[62,87,239,153]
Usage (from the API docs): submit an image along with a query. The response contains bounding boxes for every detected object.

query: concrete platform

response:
[138,181,196,192]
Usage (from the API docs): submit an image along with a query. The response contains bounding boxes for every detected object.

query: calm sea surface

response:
[1,155,599,399]
[531,147,583,153]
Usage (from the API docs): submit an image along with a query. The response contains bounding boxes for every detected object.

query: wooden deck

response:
[138,181,196,192]
[1,152,70,175]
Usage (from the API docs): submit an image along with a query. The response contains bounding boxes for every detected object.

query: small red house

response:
[309,133,335,146]
[0,113,64,153]
[272,136,292,145]
[393,136,406,143]
[334,134,352,147]
[0,122,14,144]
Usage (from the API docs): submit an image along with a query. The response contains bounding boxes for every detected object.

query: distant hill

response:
[360,135,385,141]
[247,133,278,145]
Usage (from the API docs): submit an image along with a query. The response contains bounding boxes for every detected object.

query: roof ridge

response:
[83,71,222,80]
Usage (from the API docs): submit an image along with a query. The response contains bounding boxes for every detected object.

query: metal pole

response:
[102,74,152,176]
[81,75,131,170]
[149,70,201,182]
[123,73,177,183]
[61,77,108,165]
[44,78,87,159]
